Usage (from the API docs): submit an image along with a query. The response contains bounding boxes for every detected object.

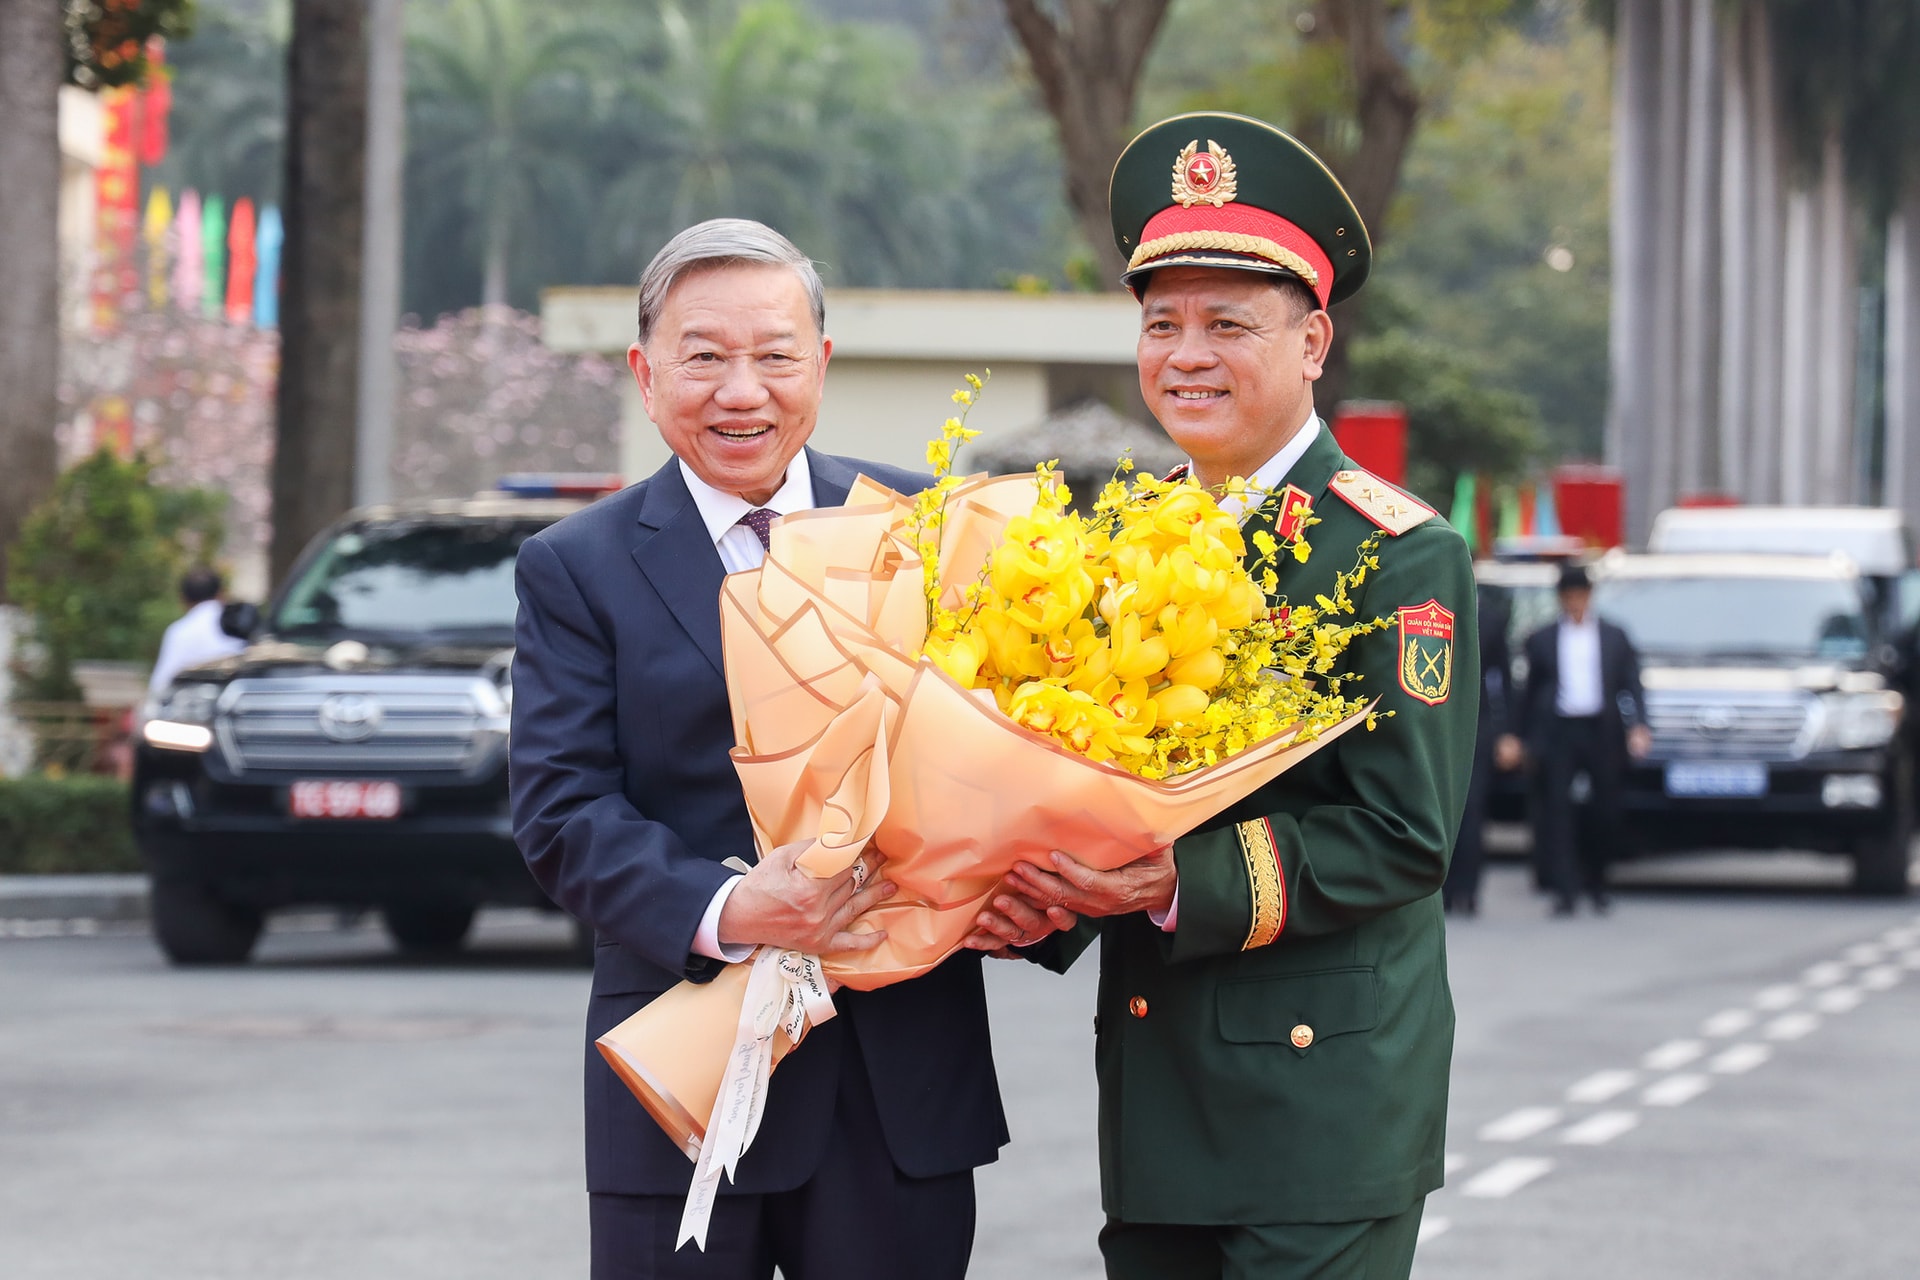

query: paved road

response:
[4,856,1918,1279]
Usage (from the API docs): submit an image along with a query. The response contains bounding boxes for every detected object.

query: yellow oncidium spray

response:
[913,375,1388,780]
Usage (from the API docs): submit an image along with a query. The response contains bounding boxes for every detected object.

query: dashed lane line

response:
[1752,983,1801,1010]
[1641,1073,1711,1107]
[1461,1157,1555,1199]
[1417,1216,1451,1244]
[1565,1069,1639,1105]
[1641,1039,1706,1072]
[1843,943,1886,966]
[1860,964,1903,991]
[1478,1107,1562,1143]
[1443,1153,1467,1176]
[1899,950,1920,971]
[1700,1008,1755,1037]
[1560,1110,1640,1146]
[1763,1011,1821,1041]
[1813,986,1864,1015]
[1707,1042,1771,1075]
[1801,961,1849,988]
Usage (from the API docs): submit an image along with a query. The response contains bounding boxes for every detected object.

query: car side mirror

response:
[221,601,262,641]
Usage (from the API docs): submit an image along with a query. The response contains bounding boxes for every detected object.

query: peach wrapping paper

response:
[597,473,1367,1157]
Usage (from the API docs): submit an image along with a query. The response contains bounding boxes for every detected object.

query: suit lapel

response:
[805,447,857,509]
[630,458,728,679]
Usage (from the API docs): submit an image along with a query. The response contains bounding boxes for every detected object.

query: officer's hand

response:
[962,875,1076,954]
[717,840,893,955]
[1628,724,1653,759]
[1005,847,1176,921]
[1495,733,1525,771]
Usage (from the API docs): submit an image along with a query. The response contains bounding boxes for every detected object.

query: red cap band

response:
[1130,203,1336,307]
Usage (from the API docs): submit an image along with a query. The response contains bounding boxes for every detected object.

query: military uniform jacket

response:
[1054,425,1479,1227]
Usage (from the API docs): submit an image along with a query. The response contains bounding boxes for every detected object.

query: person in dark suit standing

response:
[1444,584,1512,916]
[1498,563,1651,916]
[510,219,1006,1280]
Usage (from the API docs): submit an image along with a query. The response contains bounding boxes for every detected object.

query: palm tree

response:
[406,0,606,308]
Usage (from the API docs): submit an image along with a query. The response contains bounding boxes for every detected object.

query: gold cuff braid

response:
[1236,818,1285,950]
[1127,231,1321,288]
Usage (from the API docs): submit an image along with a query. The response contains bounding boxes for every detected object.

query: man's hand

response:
[1005,847,1177,922]
[963,877,1078,956]
[717,841,893,955]
[1495,733,1525,772]
[1628,724,1653,759]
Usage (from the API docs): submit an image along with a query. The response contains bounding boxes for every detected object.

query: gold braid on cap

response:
[1234,817,1286,950]
[1127,231,1321,289]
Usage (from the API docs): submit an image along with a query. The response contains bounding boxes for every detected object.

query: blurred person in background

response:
[148,566,245,693]
[1499,563,1650,916]
[1445,585,1512,916]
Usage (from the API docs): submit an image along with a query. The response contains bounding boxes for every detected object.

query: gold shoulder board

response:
[1326,469,1437,537]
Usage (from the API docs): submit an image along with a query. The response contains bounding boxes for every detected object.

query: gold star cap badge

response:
[1171,140,1238,208]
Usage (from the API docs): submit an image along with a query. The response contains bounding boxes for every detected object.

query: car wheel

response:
[151,878,264,966]
[382,902,477,954]
[1852,755,1914,897]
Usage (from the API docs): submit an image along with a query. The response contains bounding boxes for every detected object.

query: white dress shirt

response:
[1152,412,1323,933]
[1555,613,1604,716]
[679,451,816,962]
[148,599,247,694]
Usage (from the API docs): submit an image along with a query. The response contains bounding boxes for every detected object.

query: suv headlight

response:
[1805,690,1904,753]
[142,683,221,752]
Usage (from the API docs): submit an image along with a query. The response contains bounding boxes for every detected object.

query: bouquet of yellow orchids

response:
[599,375,1387,1247]
[918,416,1386,780]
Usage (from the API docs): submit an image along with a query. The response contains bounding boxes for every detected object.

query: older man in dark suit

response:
[510,219,1006,1280]
[1500,562,1651,915]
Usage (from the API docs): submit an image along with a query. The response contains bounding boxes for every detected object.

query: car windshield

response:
[1593,575,1871,662]
[273,520,540,640]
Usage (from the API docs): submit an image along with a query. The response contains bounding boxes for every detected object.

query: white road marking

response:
[1753,984,1801,1010]
[1700,1008,1755,1037]
[1641,1039,1706,1071]
[1444,1152,1468,1175]
[1462,1157,1555,1199]
[1764,1011,1821,1041]
[1843,942,1886,966]
[1561,1110,1640,1146]
[1860,964,1903,991]
[1814,986,1864,1014]
[1900,949,1920,971]
[1417,1215,1451,1244]
[1801,961,1848,987]
[1882,926,1918,948]
[1642,1073,1711,1107]
[1707,1042,1772,1074]
[1565,1069,1640,1105]
[1479,1106,1563,1143]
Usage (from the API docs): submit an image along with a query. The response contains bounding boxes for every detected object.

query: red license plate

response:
[290,780,403,820]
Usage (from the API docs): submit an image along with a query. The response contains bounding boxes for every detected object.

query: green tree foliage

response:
[63,0,195,88]
[1763,0,1920,216]
[6,450,224,699]
[143,3,285,204]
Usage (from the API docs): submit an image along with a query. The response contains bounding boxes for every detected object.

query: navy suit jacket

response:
[510,448,1008,1197]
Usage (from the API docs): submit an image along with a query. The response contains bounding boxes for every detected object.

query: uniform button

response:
[1129,996,1149,1019]
[1290,1023,1314,1049]
[1334,470,1357,482]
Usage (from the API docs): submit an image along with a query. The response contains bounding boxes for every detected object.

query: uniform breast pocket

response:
[1217,967,1379,1055]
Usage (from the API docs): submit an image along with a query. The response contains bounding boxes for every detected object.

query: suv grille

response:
[215,676,508,774]
[1644,689,1812,761]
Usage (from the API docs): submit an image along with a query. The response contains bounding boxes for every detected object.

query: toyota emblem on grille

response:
[1694,706,1736,734]
[317,693,384,742]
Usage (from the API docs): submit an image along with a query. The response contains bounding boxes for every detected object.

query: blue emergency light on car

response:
[494,473,626,498]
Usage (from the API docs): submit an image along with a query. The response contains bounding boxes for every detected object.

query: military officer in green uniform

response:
[966,112,1480,1278]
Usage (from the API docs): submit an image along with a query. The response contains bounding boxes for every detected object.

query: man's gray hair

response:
[635,218,826,346]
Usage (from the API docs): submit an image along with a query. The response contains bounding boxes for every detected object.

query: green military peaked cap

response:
[1109,111,1371,307]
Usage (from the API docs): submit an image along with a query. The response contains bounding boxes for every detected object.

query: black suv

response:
[1597,552,1911,895]
[133,487,610,963]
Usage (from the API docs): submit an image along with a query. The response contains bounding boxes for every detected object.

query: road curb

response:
[0,874,149,922]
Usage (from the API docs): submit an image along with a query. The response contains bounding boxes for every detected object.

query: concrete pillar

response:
[1742,9,1788,503]
[1779,186,1816,505]
[1644,0,1690,531]
[1676,0,1721,498]
[1885,183,1920,523]
[354,0,405,507]
[1607,0,1664,543]
[1811,129,1857,504]
[1715,5,1752,498]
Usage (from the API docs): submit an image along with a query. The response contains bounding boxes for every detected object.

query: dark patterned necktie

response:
[738,508,777,552]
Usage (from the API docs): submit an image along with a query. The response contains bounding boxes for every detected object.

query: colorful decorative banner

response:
[200,194,226,320]
[226,197,257,325]
[174,189,202,314]
[1517,482,1537,537]
[143,186,172,309]
[92,86,141,332]
[254,204,283,329]
[1496,485,1522,541]
[1536,482,1561,538]
[1450,472,1477,556]
[135,41,171,167]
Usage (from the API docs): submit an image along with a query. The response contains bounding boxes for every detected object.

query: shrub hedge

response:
[0,775,141,875]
